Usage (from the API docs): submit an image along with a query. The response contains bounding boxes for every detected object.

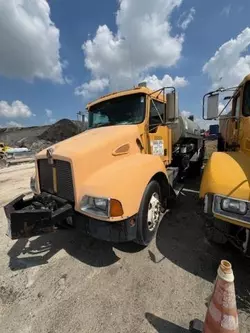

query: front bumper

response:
[4,193,137,242]
[75,214,137,243]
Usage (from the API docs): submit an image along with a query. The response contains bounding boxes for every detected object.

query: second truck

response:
[5,83,204,246]
[200,74,250,254]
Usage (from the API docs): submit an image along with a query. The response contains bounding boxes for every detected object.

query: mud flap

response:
[4,195,73,240]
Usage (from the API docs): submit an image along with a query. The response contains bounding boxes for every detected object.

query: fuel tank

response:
[171,116,202,144]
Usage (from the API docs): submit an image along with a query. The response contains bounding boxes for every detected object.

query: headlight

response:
[80,196,123,218]
[221,198,247,215]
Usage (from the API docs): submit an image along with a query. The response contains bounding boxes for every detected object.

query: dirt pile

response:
[38,119,85,143]
[0,126,49,148]
[0,119,86,153]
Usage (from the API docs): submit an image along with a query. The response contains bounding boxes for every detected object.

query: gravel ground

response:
[0,164,250,333]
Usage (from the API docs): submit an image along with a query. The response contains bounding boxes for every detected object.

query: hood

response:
[37,125,141,197]
[200,151,250,200]
[37,125,140,159]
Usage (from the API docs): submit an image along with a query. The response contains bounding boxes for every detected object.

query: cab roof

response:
[86,86,165,110]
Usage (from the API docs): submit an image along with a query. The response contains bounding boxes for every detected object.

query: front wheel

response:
[135,181,162,246]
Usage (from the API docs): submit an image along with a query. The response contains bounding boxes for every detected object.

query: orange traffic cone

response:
[203,260,239,333]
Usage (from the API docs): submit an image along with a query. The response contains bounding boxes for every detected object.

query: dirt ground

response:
[0,163,250,333]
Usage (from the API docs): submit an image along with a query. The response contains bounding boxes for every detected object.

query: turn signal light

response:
[110,199,124,217]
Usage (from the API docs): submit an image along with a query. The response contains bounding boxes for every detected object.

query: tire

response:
[190,159,203,177]
[217,134,225,152]
[205,216,230,244]
[135,180,162,246]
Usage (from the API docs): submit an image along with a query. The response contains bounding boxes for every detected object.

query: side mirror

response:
[166,91,179,121]
[206,93,219,120]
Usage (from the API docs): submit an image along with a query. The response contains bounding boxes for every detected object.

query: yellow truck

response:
[200,74,250,253]
[5,84,204,246]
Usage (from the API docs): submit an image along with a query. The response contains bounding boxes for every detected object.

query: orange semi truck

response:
[5,84,204,246]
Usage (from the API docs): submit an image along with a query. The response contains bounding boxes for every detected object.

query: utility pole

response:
[77,111,85,123]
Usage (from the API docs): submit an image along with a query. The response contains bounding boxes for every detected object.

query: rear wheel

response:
[205,216,230,244]
[135,181,162,246]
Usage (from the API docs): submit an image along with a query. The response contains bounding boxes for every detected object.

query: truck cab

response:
[5,84,204,246]
[200,74,250,252]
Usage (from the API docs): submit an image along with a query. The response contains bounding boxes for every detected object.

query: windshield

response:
[88,94,146,129]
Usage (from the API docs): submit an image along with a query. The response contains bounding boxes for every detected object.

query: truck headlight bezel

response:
[212,194,250,224]
[80,195,124,218]
[80,196,110,217]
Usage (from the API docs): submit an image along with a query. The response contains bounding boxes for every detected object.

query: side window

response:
[234,95,241,119]
[149,100,164,132]
[243,82,250,117]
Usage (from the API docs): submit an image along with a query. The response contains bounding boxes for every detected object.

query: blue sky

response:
[0,0,250,128]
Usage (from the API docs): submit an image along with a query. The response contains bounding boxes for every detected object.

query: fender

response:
[200,151,250,200]
[75,153,169,221]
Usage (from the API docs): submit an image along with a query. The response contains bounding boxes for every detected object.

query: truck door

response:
[148,99,172,165]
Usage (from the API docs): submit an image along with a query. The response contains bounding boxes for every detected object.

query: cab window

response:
[234,94,241,118]
[149,100,164,132]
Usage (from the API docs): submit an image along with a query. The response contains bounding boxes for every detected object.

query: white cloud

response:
[78,0,185,98]
[6,121,23,128]
[0,100,32,118]
[45,109,53,118]
[143,74,188,90]
[0,0,63,83]
[177,7,196,30]
[221,5,231,17]
[203,28,250,89]
[75,78,110,98]
[65,76,73,85]
[181,110,191,118]
[45,108,56,123]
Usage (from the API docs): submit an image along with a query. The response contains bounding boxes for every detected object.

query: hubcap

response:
[147,192,161,231]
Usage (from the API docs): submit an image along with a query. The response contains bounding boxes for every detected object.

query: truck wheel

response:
[205,216,230,244]
[190,159,203,177]
[135,181,162,246]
